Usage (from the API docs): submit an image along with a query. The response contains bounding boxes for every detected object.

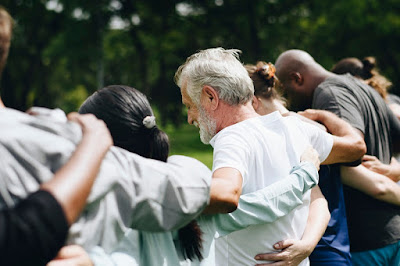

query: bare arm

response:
[362,155,400,182]
[299,109,366,165]
[254,186,330,265]
[41,113,113,225]
[341,164,400,206]
[203,167,243,214]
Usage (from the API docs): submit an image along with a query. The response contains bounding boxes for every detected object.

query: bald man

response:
[275,50,400,266]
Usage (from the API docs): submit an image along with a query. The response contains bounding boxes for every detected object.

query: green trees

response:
[1,0,400,124]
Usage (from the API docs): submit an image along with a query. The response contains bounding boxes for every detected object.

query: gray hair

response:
[174,47,254,106]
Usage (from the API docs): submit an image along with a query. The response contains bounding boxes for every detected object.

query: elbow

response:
[221,192,240,213]
[356,140,367,159]
[223,201,238,213]
[370,181,389,198]
[349,138,366,161]
[218,189,240,213]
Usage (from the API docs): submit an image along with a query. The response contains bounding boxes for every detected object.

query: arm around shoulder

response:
[203,167,243,214]
[299,109,366,164]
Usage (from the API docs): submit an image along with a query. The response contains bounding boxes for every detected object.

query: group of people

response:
[1,6,400,266]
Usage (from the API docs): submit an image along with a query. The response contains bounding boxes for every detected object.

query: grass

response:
[163,123,213,169]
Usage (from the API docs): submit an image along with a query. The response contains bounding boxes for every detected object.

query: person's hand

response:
[254,239,312,266]
[67,112,113,152]
[362,155,400,182]
[46,245,93,266]
[297,109,325,122]
[300,146,320,171]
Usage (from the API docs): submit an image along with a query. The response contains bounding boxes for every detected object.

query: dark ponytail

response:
[79,85,203,261]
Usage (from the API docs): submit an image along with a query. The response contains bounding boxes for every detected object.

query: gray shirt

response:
[0,108,211,252]
[313,74,400,251]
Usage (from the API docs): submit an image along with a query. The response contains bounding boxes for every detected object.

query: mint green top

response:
[90,162,318,266]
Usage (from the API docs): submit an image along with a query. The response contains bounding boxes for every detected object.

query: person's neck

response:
[0,98,5,109]
[312,68,335,87]
[216,101,259,132]
[259,98,289,116]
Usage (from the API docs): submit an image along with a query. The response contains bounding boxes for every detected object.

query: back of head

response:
[274,49,318,81]
[79,85,169,162]
[331,57,366,78]
[0,7,13,78]
[174,47,254,106]
[245,61,284,103]
[332,57,392,100]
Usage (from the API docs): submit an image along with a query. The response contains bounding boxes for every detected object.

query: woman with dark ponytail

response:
[80,85,321,265]
[79,85,203,262]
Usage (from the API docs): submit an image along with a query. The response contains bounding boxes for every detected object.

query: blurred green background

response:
[1,0,400,167]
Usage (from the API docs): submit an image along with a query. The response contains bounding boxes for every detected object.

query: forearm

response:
[300,110,366,164]
[341,165,400,206]
[203,167,242,214]
[300,186,330,255]
[211,162,319,237]
[40,134,109,225]
[388,157,400,182]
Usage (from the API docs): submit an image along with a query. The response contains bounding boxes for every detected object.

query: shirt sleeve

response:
[296,119,334,163]
[313,85,365,134]
[0,190,69,266]
[212,132,249,186]
[208,162,319,238]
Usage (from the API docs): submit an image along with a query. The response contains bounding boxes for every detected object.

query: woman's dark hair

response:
[331,57,392,100]
[79,85,169,161]
[79,85,203,261]
[245,61,286,104]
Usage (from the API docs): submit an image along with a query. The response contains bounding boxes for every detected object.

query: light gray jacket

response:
[0,108,211,252]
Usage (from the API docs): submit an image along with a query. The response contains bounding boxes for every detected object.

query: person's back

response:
[213,112,332,265]
[313,73,400,252]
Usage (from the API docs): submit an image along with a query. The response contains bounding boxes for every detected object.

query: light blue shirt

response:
[90,162,319,265]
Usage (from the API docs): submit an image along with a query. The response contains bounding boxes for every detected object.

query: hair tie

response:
[256,62,276,80]
[143,116,156,129]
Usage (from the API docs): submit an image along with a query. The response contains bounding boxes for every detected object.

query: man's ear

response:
[202,85,219,110]
[290,72,304,85]
[252,96,259,111]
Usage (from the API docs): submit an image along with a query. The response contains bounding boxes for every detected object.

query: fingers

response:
[298,109,319,121]
[67,113,100,130]
[362,155,378,162]
[54,245,86,259]
[273,239,295,250]
[47,245,93,266]
[66,112,113,147]
[300,146,320,171]
[256,262,286,266]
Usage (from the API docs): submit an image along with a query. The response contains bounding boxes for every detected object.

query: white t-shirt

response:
[211,111,333,266]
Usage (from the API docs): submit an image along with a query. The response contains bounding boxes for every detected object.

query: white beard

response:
[196,106,217,144]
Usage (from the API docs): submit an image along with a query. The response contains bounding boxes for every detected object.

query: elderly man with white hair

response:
[175,47,366,265]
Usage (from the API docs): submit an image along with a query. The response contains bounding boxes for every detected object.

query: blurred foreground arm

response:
[0,113,112,266]
[41,112,113,225]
